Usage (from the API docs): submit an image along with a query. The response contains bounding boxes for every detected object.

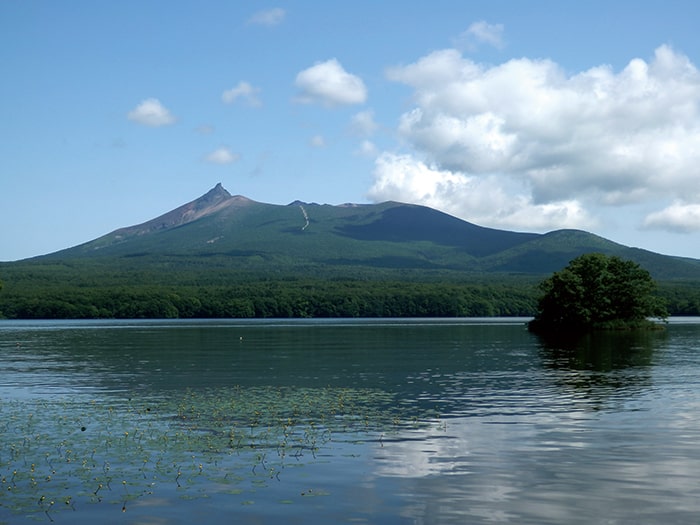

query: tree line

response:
[0,280,539,319]
[0,266,696,320]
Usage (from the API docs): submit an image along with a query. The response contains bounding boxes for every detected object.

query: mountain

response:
[25,183,700,279]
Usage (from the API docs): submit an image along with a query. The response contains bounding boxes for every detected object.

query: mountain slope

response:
[32,184,700,279]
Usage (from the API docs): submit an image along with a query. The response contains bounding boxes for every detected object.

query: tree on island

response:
[528,253,668,333]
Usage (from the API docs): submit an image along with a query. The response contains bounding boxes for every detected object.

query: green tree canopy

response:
[529,253,668,333]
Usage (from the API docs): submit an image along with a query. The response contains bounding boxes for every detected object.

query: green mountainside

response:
[1,183,700,319]
[31,183,700,278]
[43,183,537,272]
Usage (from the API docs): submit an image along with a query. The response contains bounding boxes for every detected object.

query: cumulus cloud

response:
[379,45,700,232]
[247,7,285,27]
[454,21,505,51]
[368,153,594,231]
[644,202,700,232]
[222,81,262,107]
[127,98,176,127]
[294,59,367,107]
[204,147,239,165]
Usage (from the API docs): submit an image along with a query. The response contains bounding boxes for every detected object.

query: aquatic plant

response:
[0,385,441,520]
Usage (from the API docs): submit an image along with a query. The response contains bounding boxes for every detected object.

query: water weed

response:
[0,386,439,520]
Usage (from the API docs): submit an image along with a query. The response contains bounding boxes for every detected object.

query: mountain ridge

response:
[3,183,700,320]
[24,184,700,279]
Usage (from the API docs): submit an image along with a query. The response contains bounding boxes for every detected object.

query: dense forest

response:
[0,278,538,319]
[0,268,698,319]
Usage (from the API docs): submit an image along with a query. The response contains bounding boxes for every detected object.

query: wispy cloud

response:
[204,147,239,165]
[222,81,262,107]
[247,7,286,27]
[195,124,215,135]
[309,135,326,148]
[127,98,176,127]
[454,21,505,51]
[294,59,367,107]
[355,139,378,158]
[350,110,378,137]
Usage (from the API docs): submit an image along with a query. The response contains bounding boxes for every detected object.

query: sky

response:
[3,1,700,262]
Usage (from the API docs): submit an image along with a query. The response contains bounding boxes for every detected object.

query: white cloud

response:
[309,135,326,148]
[350,110,378,136]
[368,153,595,231]
[222,81,261,107]
[204,147,239,165]
[381,45,700,232]
[127,98,176,127]
[247,7,285,27]
[454,21,505,51]
[356,139,378,158]
[294,59,367,107]
[644,202,700,233]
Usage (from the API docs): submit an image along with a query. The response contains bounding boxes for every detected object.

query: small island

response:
[528,253,668,334]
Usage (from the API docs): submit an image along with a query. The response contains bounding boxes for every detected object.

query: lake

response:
[1,318,699,524]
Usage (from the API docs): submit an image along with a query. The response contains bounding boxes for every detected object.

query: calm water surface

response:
[1,318,699,524]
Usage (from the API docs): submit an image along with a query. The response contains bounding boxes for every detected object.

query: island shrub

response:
[528,253,668,334]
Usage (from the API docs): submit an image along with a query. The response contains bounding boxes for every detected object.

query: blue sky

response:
[3,1,700,261]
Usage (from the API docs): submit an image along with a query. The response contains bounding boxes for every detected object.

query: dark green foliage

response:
[529,253,668,333]
[0,252,696,320]
[0,276,539,320]
[0,257,540,319]
[337,205,536,257]
[656,281,700,315]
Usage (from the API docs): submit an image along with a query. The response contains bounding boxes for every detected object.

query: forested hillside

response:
[0,259,697,319]
[0,259,541,319]
[1,184,699,319]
